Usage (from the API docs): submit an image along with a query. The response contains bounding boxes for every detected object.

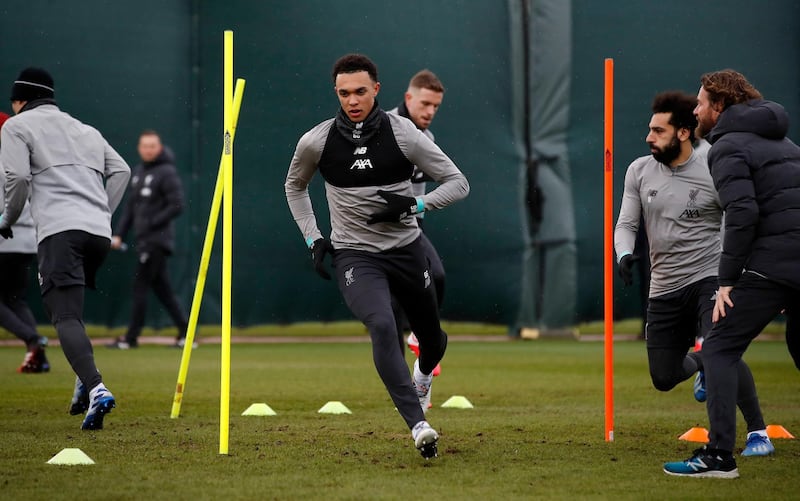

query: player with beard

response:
[664,70,800,478]
[614,91,771,458]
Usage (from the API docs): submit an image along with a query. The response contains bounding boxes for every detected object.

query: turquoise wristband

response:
[415,198,425,214]
[305,237,315,249]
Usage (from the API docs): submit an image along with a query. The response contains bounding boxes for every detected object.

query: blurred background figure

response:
[108,130,190,349]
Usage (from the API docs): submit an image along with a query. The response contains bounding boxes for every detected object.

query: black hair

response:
[652,91,698,143]
[331,54,378,83]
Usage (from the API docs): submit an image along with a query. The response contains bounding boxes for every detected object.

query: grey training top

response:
[0,104,131,242]
[614,149,722,297]
[285,112,469,253]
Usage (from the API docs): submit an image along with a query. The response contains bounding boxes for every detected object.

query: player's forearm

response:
[420,171,469,211]
[286,185,323,244]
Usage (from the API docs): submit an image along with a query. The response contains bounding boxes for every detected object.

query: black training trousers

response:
[38,230,110,390]
[0,253,40,346]
[646,276,765,435]
[705,271,800,452]
[124,247,187,343]
[333,236,447,430]
[393,231,445,350]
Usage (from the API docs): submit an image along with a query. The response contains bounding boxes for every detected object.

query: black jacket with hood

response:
[707,99,800,288]
[116,146,184,255]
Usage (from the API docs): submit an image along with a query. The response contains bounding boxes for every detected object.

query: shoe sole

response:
[663,467,739,479]
[741,448,775,457]
[415,429,439,459]
[81,396,116,430]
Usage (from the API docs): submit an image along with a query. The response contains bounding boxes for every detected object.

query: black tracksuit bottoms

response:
[393,231,445,349]
[124,247,187,344]
[333,236,447,430]
[705,271,800,452]
[646,277,765,440]
[38,230,109,390]
[0,253,40,346]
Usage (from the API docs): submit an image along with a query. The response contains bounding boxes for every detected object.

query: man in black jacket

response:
[664,70,800,478]
[108,130,189,349]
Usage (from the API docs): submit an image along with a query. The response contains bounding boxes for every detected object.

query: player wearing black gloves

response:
[285,54,468,459]
[616,253,639,287]
[614,91,770,461]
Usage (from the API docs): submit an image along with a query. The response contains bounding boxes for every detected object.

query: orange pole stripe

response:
[603,58,615,442]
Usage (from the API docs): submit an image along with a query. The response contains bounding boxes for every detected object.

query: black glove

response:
[310,238,334,280]
[367,190,422,225]
[617,254,640,286]
[0,215,11,239]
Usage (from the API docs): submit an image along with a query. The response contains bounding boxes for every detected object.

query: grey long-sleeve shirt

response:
[614,149,722,297]
[0,174,36,253]
[0,104,130,242]
[285,111,469,253]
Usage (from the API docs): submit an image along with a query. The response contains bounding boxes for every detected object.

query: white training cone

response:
[242,403,277,416]
[441,395,474,409]
[47,448,95,465]
[318,401,352,414]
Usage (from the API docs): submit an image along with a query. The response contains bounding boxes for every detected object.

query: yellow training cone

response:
[242,403,277,416]
[47,448,95,465]
[441,395,474,409]
[678,427,709,443]
[318,401,352,414]
[766,424,795,439]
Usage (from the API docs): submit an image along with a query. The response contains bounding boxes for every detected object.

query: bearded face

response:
[651,133,682,165]
[694,86,719,139]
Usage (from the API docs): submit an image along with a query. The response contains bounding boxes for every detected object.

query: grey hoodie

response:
[0,103,130,242]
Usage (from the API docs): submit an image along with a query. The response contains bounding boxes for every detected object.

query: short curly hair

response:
[331,54,378,84]
[700,69,762,111]
[652,91,698,143]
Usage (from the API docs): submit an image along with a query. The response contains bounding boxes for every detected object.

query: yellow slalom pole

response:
[170,77,245,420]
[220,29,234,456]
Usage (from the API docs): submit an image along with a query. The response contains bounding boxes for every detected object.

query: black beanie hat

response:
[10,67,55,102]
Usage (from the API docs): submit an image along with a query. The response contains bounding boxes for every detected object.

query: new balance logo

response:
[686,457,708,472]
[353,147,367,155]
[350,158,374,170]
[679,209,701,219]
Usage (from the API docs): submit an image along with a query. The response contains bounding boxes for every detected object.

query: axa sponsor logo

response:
[350,158,374,170]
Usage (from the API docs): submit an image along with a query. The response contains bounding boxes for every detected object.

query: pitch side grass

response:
[0,340,797,500]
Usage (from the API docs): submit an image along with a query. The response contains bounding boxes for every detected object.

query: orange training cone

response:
[678,427,709,443]
[766,424,795,439]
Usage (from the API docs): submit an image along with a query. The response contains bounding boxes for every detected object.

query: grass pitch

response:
[1,339,798,500]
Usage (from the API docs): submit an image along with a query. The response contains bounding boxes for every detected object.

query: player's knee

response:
[650,373,678,392]
[367,316,398,342]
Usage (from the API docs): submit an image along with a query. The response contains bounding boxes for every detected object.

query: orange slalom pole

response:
[603,58,615,442]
